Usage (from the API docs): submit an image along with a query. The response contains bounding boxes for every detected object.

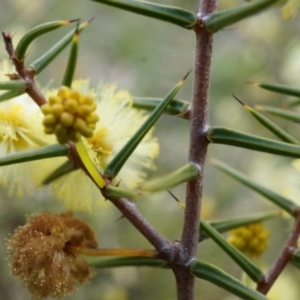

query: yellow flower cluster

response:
[227,223,269,257]
[41,86,99,144]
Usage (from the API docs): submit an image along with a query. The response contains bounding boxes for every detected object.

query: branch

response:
[174,1,217,300]
[257,208,300,294]
[2,31,46,106]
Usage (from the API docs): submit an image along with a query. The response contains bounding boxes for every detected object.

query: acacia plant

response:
[2,0,300,299]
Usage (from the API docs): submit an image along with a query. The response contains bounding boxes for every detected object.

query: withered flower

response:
[7,211,98,298]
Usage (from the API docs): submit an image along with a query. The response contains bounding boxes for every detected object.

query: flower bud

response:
[41,86,99,144]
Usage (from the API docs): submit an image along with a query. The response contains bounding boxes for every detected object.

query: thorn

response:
[87,16,96,24]
[68,18,81,24]
[182,69,192,81]
[115,214,125,223]
[167,190,179,202]
[232,94,245,106]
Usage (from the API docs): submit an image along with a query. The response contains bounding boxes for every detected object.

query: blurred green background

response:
[1,0,300,299]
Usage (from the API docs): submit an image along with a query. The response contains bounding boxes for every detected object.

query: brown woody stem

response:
[2,31,46,106]
[173,1,217,300]
[257,208,300,294]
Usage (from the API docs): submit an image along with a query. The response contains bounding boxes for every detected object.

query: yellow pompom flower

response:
[227,223,269,257]
[47,80,159,211]
[0,60,55,197]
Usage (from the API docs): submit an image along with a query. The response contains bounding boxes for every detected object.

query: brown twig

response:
[173,1,217,300]
[257,208,300,294]
[2,31,46,106]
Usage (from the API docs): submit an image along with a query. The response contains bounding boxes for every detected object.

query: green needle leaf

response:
[200,219,264,282]
[190,260,268,300]
[291,249,300,269]
[0,80,26,90]
[75,138,106,188]
[207,126,300,158]
[87,256,167,268]
[234,96,299,144]
[91,0,197,28]
[205,0,279,32]
[133,97,190,118]
[62,26,79,87]
[16,20,77,61]
[0,144,69,166]
[255,105,300,122]
[211,159,298,215]
[0,90,25,102]
[30,20,90,75]
[200,210,280,241]
[104,73,188,179]
[139,163,199,192]
[105,185,139,199]
[249,81,300,98]
[42,160,76,185]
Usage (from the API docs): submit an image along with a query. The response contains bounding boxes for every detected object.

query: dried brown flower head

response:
[7,211,98,298]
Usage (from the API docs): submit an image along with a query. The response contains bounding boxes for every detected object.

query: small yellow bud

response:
[41,103,52,115]
[77,105,93,117]
[60,112,74,127]
[86,113,99,124]
[57,86,71,98]
[64,99,78,114]
[43,114,57,127]
[49,95,61,105]
[51,103,64,118]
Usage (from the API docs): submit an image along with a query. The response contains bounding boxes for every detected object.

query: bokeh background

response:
[1,0,300,299]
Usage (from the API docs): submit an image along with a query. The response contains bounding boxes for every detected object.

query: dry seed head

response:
[41,86,99,144]
[7,211,98,299]
[227,223,269,257]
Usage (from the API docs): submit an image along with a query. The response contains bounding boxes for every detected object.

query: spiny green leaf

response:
[234,96,299,144]
[211,159,298,215]
[200,219,264,282]
[0,144,69,166]
[249,81,300,98]
[255,105,300,122]
[190,260,268,300]
[16,20,77,61]
[133,97,190,118]
[139,163,199,192]
[207,126,300,158]
[87,256,167,268]
[30,20,90,75]
[104,72,188,179]
[205,0,279,32]
[291,249,300,269]
[75,138,106,189]
[0,90,25,102]
[0,80,26,90]
[42,160,76,185]
[105,185,139,199]
[200,210,280,241]
[62,26,79,87]
[91,0,197,28]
